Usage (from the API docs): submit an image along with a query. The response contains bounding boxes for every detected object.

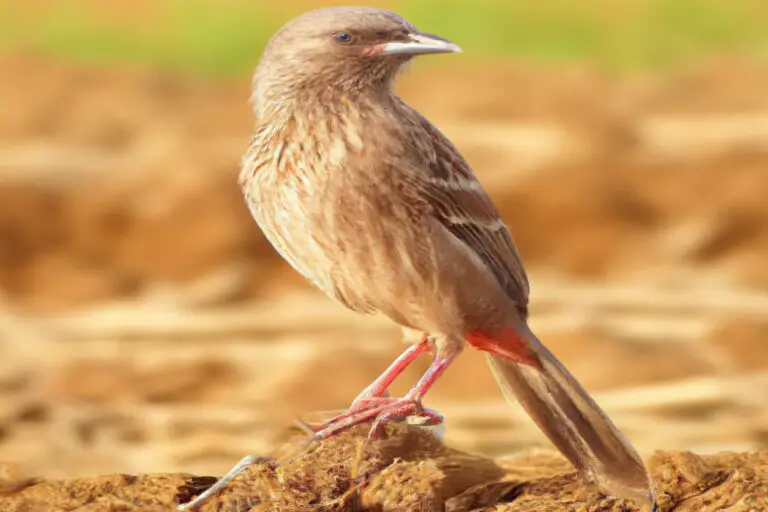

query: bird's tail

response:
[485,321,656,507]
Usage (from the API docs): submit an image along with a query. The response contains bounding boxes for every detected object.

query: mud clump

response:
[2,423,766,511]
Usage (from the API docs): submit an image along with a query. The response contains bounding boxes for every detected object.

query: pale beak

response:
[378,31,462,56]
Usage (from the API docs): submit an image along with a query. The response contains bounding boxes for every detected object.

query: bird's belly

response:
[333,215,512,336]
[246,181,511,334]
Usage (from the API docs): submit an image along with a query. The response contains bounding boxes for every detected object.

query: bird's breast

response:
[241,113,436,315]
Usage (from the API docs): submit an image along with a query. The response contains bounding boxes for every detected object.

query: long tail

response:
[485,321,657,506]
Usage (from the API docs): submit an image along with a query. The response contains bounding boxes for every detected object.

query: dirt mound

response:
[2,423,765,511]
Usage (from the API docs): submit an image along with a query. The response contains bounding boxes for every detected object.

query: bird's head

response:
[253,7,461,108]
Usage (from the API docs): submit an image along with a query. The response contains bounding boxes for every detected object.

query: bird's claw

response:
[366,398,442,438]
[308,396,443,441]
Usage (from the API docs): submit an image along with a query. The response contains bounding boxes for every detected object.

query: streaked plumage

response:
[178,6,658,511]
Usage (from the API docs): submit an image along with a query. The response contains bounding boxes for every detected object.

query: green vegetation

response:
[1,0,767,75]
[408,0,768,70]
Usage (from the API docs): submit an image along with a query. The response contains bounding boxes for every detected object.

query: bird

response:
[177,6,658,511]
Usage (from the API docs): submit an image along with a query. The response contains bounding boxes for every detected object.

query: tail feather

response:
[486,323,656,506]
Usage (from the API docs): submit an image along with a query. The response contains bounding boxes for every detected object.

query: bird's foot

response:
[367,397,444,438]
[310,396,443,441]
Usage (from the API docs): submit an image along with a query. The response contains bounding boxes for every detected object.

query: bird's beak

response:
[378,31,462,56]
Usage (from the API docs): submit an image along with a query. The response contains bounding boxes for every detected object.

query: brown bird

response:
[178,6,657,511]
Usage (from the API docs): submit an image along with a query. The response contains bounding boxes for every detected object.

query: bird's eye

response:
[334,32,353,44]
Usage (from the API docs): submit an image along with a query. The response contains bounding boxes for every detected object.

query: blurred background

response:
[1,0,768,481]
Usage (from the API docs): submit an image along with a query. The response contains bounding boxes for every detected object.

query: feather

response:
[402,108,530,317]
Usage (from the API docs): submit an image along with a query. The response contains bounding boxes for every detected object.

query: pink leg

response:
[312,348,459,440]
[349,335,430,406]
[315,335,430,429]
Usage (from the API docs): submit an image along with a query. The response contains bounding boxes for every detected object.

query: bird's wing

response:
[405,114,530,315]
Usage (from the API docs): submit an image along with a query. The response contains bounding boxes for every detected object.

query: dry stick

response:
[176,455,272,511]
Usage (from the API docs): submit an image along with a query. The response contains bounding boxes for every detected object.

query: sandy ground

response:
[1,56,768,510]
[3,424,767,511]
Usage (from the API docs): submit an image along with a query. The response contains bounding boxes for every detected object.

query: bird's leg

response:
[346,334,431,411]
[311,347,459,441]
[311,334,431,429]
[367,348,456,437]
